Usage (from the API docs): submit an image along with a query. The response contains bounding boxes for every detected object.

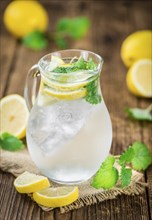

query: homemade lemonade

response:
[25,50,112,184]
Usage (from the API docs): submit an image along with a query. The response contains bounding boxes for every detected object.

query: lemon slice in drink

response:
[126,59,152,97]
[0,94,29,139]
[43,86,87,100]
[33,186,79,207]
[47,55,64,71]
[14,172,50,193]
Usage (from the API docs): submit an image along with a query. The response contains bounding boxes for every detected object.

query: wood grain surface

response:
[0,1,152,220]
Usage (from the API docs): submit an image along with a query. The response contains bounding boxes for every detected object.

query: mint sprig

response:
[120,166,132,187]
[91,156,119,189]
[55,17,90,48]
[125,104,152,122]
[0,133,25,151]
[53,57,97,73]
[85,79,101,104]
[22,17,90,50]
[92,142,152,189]
[22,31,48,50]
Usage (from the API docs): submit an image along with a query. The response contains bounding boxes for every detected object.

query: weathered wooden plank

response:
[0,1,17,98]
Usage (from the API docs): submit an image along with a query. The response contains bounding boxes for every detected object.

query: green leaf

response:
[86,58,97,70]
[131,142,152,171]
[0,133,24,151]
[91,156,119,189]
[55,37,67,49]
[100,155,116,169]
[53,57,96,74]
[119,147,135,166]
[74,57,87,69]
[125,106,152,122]
[85,78,101,104]
[68,17,90,39]
[120,165,132,187]
[56,17,90,40]
[22,31,48,50]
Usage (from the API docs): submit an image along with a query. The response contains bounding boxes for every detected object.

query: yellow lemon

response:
[126,59,152,97]
[43,86,87,100]
[3,1,48,38]
[14,172,50,193]
[33,186,79,207]
[121,30,152,67]
[0,94,29,139]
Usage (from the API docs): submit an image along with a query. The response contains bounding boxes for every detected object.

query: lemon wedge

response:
[0,94,29,139]
[33,186,79,207]
[126,59,152,98]
[14,172,50,193]
[51,55,64,65]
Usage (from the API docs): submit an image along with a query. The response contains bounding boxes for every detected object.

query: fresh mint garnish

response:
[120,165,132,187]
[119,147,135,166]
[22,31,48,50]
[91,142,152,189]
[131,141,152,171]
[85,79,101,104]
[125,104,152,122]
[0,133,25,151]
[55,17,90,48]
[91,156,119,189]
[53,57,97,73]
[22,17,90,50]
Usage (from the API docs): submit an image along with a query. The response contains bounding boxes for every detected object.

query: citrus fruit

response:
[126,59,152,97]
[43,86,87,100]
[0,94,29,139]
[14,171,50,193]
[33,186,79,207]
[3,1,48,38]
[121,30,152,67]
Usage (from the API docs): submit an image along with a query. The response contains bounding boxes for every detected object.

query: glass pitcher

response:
[24,49,112,184]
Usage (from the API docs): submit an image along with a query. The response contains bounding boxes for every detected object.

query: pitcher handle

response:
[24,64,40,111]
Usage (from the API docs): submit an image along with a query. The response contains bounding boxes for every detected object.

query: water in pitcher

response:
[26,52,112,184]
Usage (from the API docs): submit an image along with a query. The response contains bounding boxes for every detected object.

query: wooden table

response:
[0,1,152,219]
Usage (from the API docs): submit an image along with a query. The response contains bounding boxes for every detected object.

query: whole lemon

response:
[3,1,48,38]
[121,30,152,67]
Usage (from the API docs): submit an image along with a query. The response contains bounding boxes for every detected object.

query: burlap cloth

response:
[0,148,147,213]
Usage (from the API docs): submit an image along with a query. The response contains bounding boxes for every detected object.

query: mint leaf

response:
[85,79,101,104]
[54,37,67,49]
[22,31,48,50]
[125,105,152,122]
[131,142,152,171]
[92,156,119,189]
[0,133,24,151]
[120,166,132,187]
[74,57,87,69]
[86,58,97,70]
[56,17,90,40]
[53,57,96,73]
[119,147,135,166]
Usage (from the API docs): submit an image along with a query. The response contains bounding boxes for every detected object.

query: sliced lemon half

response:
[126,59,152,97]
[0,94,29,139]
[43,86,87,100]
[14,171,50,193]
[33,186,79,207]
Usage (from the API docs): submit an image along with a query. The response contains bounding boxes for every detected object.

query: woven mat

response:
[0,148,147,213]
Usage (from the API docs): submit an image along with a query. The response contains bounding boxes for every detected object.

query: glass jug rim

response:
[38,49,104,78]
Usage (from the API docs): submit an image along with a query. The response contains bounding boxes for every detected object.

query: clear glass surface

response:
[25,50,112,184]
